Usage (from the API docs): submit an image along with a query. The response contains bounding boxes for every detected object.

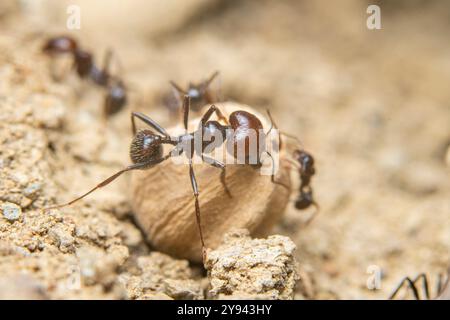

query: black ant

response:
[43,35,127,117]
[292,149,317,211]
[166,71,220,114]
[389,271,450,300]
[265,111,318,218]
[45,96,283,261]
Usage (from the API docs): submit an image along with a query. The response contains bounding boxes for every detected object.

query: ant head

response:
[73,49,93,77]
[294,150,315,175]
[130,130,163,165]
[43,36,78,54]
[104,82,127,116]
[295,189,314,210]
[187,84,202,99]
[187,84,205,110]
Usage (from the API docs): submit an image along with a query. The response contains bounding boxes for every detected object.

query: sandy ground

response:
[0,0,449,299]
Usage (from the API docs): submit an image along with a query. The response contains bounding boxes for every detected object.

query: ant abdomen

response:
[295,190,314,210]
[104,84,127,116]
[130,130,163,165]
[227,110,265,165]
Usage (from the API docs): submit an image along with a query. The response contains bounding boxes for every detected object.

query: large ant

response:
[43,35,127,117]
[389,271,450,300]
[46,96,284,261]
[166,71,220,113]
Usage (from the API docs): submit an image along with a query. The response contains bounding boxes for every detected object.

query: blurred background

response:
[0,0,449,299]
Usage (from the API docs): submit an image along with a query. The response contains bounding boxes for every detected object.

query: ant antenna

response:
[43,164,144,211]
[265,109,304,150]
[169,80,187,95]
[205,70,220,87]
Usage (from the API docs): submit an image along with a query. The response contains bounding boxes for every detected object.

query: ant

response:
[292,149,317,211]
[45,96,283,261]
[43,35,127,117]
[265,111,318,219]
[389,270,450,300]
[166,71,220,114]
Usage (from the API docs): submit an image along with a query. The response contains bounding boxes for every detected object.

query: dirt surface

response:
[0,0,449,299]
[205,229,298,300]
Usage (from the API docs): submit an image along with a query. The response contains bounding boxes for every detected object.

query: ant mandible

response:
[43,35,127,117]
[167,71,220,113]
[45,96,285,260]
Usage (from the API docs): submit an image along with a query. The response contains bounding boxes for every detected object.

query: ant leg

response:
[188,160,206,260]
[205,71,222,103]
[201,155,232,197]
[197,104,229,131]
[168,83,183,115]
[266,111,304,149]
[102,48,124,78]
[182,95,190,132]
[265,109,283,152]
[412,273,430,300]
[404,278,422,300]
[438,271,450,299]
[169,80,187,95]
[169,81,187,116]
[44,156,171,211]
[389,277,421,300]
[205,71,220,87]
[265,151,290,190]
[102,48,113,74]
[265,109,276,135]
[437,274,443,296]
[281,132,304,150]
[131,111,169,137]
[266,110,307,151]
[285,157,300,169]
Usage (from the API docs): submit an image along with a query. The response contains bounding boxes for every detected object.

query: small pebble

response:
[23,182,42,199]
[2,202,22,221]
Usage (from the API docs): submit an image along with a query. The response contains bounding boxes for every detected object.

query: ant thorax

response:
[201,121,228,151]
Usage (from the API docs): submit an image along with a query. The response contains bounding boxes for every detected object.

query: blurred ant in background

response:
[389,270,450,300]
[43,35,127,117]
[164,71,221,115]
